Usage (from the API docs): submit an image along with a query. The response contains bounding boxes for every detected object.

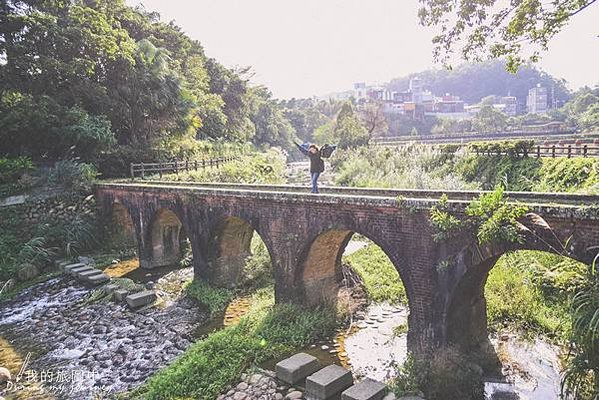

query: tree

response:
[418,0,598,71]
[360,102,388,137]
[313,102,369,148]
[473,104,508,134]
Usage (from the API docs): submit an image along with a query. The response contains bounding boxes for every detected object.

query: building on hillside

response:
[527,84,548,114]
[433,94,465,113]
[499,96,518,116]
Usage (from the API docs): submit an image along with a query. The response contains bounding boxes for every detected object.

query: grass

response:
[133,287,336,400]
[343,243,407,304]
[184,280,234,317]
[485,250,587,342]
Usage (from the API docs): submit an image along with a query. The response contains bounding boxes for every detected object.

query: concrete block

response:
[56,260,74,271]
[103,284,120,294]
[76,269,103,279]
[305,365,353,400]
[84,273,110,285]
[64,263,87,274]
[113,289,129,302]
[125,290,157,308]
[276,353,320,384]
[341,379,386,400]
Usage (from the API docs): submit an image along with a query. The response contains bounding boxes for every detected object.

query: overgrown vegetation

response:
[135,288,336,400]
[332,143,599,194]
[485,251,587,341]
[430,188,528,246]
[157,149,286,184]
[561,256,599,399]
[343,242,406,304]
[390,348,484,400]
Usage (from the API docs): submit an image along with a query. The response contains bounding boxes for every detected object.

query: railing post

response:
[141,162,145,179]
[130,163,135,181]
[202,159,206,169]
[174,160,178,175]
[194,160,198,171]
[552,145,556,158]
[537,145,540,158]
[583,145,588,158]
[568,145,572,159]
[159,162,163,179]
[185,159,189,172]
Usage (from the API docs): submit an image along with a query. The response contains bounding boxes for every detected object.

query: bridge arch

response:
[296,227,413,311]
[146,208,188,268]
[109,201,137,248]
[201,215,275,289]
[445,240,586,358]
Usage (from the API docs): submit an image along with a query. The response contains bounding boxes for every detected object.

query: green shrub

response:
[0,156,34,185]
[465,186,528,245]
[429,194,463,242]
[344,243,407,304]
[158,149,286,184]
[241,237,273,290]
[48,160,97,191]
[390,348,484,400]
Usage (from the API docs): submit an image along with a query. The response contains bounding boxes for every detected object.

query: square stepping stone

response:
[113,289,129,302]
[67,264,92,276]
[84,273,110,285]
[341,379,386,400]
[125,290,157,309]
[276,353,320,384]
[77,269,103,279]
[305,365,353,400]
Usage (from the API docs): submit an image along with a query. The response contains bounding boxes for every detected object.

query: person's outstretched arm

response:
[295,142,309,156]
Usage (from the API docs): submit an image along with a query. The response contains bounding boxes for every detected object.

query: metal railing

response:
[473,145,599,158]
[130,157,237,180]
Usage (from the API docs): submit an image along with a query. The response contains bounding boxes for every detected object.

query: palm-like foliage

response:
[561,255,599,399]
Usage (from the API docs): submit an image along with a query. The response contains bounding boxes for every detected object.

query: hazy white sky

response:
[129,0,599,99]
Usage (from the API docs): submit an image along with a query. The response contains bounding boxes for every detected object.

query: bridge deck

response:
[96,181,599,219]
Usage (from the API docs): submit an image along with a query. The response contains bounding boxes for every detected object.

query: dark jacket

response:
[308,152,324,173]
[296,143,324,173]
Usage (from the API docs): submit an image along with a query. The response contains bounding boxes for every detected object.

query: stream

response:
[1,240,564,400]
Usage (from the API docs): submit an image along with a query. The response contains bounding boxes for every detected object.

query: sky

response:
[128,0,599,99]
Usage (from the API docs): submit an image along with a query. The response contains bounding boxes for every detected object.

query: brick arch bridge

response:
[95,182,599,356]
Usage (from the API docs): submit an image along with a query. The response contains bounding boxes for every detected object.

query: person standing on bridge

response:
[296,142,335,193]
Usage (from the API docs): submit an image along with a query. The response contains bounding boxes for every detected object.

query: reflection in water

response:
[485,337,562,400]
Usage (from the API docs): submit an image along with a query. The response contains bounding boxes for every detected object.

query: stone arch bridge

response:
[95,182,599,356]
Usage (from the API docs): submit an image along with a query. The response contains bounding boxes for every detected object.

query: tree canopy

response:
[418,0,598,71]
[0,0,298,171]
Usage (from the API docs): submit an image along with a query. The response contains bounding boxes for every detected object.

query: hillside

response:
[387,60,571,105]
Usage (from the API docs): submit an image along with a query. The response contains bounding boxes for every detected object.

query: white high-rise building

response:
[527,84,548,114]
